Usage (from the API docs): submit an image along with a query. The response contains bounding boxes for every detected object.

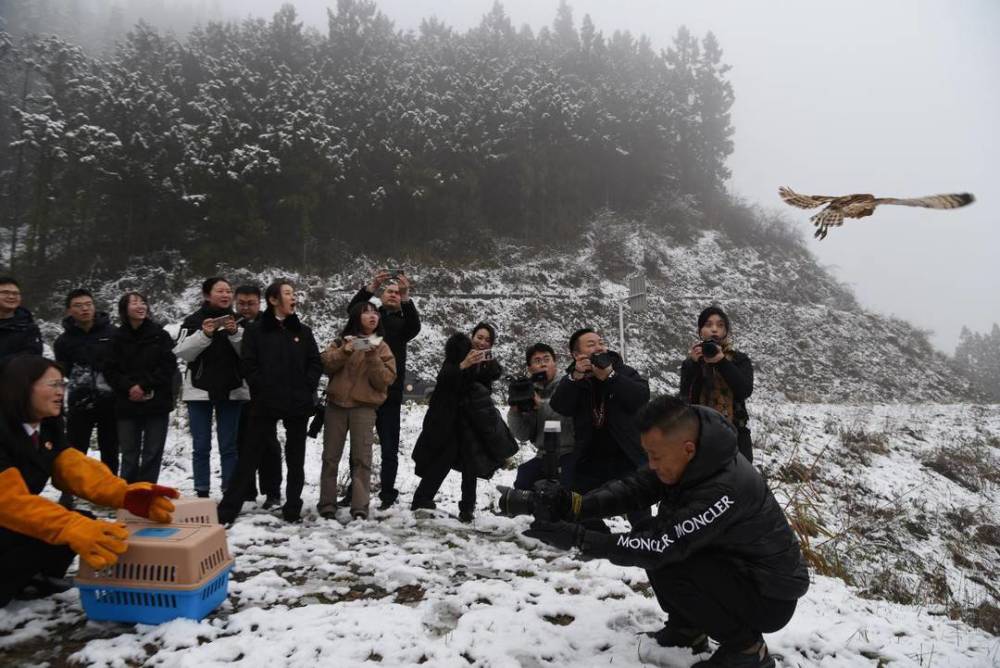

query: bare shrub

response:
[839,427,891,465]
[923,438,1000,493]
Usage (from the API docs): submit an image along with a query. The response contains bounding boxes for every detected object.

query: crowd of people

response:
[0,270,804,668]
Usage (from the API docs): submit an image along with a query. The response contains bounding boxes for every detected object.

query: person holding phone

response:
[174,277,248,498]
[340,269,421,510]
[411,322,513,523]
[317,302,396,520]
[218,280,322,524]
[104,292,177,483]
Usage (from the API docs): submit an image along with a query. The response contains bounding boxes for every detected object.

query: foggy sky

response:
[218,0,999,352]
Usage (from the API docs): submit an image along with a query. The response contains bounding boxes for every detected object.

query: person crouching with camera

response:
[680,306,755,462]
[524,396,807,668]
[317,302,396,521]
[507,343,576,490]
[550,328,650,528]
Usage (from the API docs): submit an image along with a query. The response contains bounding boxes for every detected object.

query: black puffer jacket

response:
[0,307,43,367]
[242,310,322,418]
[104,319,178,417]
[53,313,116,410]
[578,406,809,601]
[347,288,421,397]
[458,380,518,478]
[412,333,512,479]
[549,350,649,468]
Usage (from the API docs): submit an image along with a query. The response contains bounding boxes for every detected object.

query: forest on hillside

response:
[0,0,735,287]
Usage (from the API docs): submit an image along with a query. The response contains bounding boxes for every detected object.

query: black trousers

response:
[236,403,282,498]
[219,415,307,519]
[374,395,402,501]
[573,452,651,529]
[66,401,119,474]
[412,455,477,513]
[737,428,753,463]
[513,452,577,490]
[0,510,94,607]
[647,551,797,650]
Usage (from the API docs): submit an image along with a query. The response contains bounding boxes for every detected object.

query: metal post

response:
[619,299,626,363]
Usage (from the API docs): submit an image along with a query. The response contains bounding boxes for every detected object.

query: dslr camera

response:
[700,340,720,358]
[589,352,613,370]
[506,371,548,412]
[497,422,563,517]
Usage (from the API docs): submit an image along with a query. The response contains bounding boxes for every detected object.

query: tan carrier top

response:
[116,497,219,526]
[75,524,233,591]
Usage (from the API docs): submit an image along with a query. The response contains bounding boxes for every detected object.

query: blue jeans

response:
[118,415,169,484]
[188,400,242,493]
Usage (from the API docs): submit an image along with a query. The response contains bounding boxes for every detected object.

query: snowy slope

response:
[37,222,979,406]
[1,402,997,666]
[8,221,995,665]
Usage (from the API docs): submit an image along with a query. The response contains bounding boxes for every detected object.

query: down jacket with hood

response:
[573,405,809,601]
[0,307,43,367]
[53,313,116,410]
[412,333,517,479]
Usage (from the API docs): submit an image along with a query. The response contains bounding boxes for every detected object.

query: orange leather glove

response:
[57,515,129,569]
[52,448,127,507]
[123,483,179,523]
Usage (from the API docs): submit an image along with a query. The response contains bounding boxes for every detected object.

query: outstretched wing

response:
[779,186,837,210]
[810,207,844,240]
[873,193,975,210]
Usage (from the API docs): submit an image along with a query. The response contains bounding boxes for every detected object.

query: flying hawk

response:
[778,186,974,240]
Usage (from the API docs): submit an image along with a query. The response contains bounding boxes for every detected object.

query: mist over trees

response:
[0,0,734,287]
[955,324,1000,400]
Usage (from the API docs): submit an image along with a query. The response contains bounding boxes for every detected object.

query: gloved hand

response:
[531,480,580,521]
[523,519,586,551]
[58,515,129,569]
[123,483,179,523]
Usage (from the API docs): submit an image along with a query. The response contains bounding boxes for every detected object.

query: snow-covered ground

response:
[2,402,998,667]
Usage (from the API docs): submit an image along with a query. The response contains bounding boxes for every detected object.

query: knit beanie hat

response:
[697,306,730,334]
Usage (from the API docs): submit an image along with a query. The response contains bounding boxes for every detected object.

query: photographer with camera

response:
[523,396,808,668]
[338,269,420,510]
[680,306,755,462]
[317,302,396,521]
[411,323,515,523]
[549,328,650,528]
[174,277,247,498]
[507,343,575,490]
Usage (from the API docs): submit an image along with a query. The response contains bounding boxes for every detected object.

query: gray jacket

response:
[506,376,575,458]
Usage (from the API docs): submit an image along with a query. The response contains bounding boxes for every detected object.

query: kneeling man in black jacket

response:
[524,395,808,668]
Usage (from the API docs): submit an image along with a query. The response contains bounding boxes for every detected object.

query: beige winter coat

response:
[321,339,396,408]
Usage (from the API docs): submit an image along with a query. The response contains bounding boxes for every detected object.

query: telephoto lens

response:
[496,486,535,517]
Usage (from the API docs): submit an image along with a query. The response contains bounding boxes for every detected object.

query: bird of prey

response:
[778,186,974,240]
